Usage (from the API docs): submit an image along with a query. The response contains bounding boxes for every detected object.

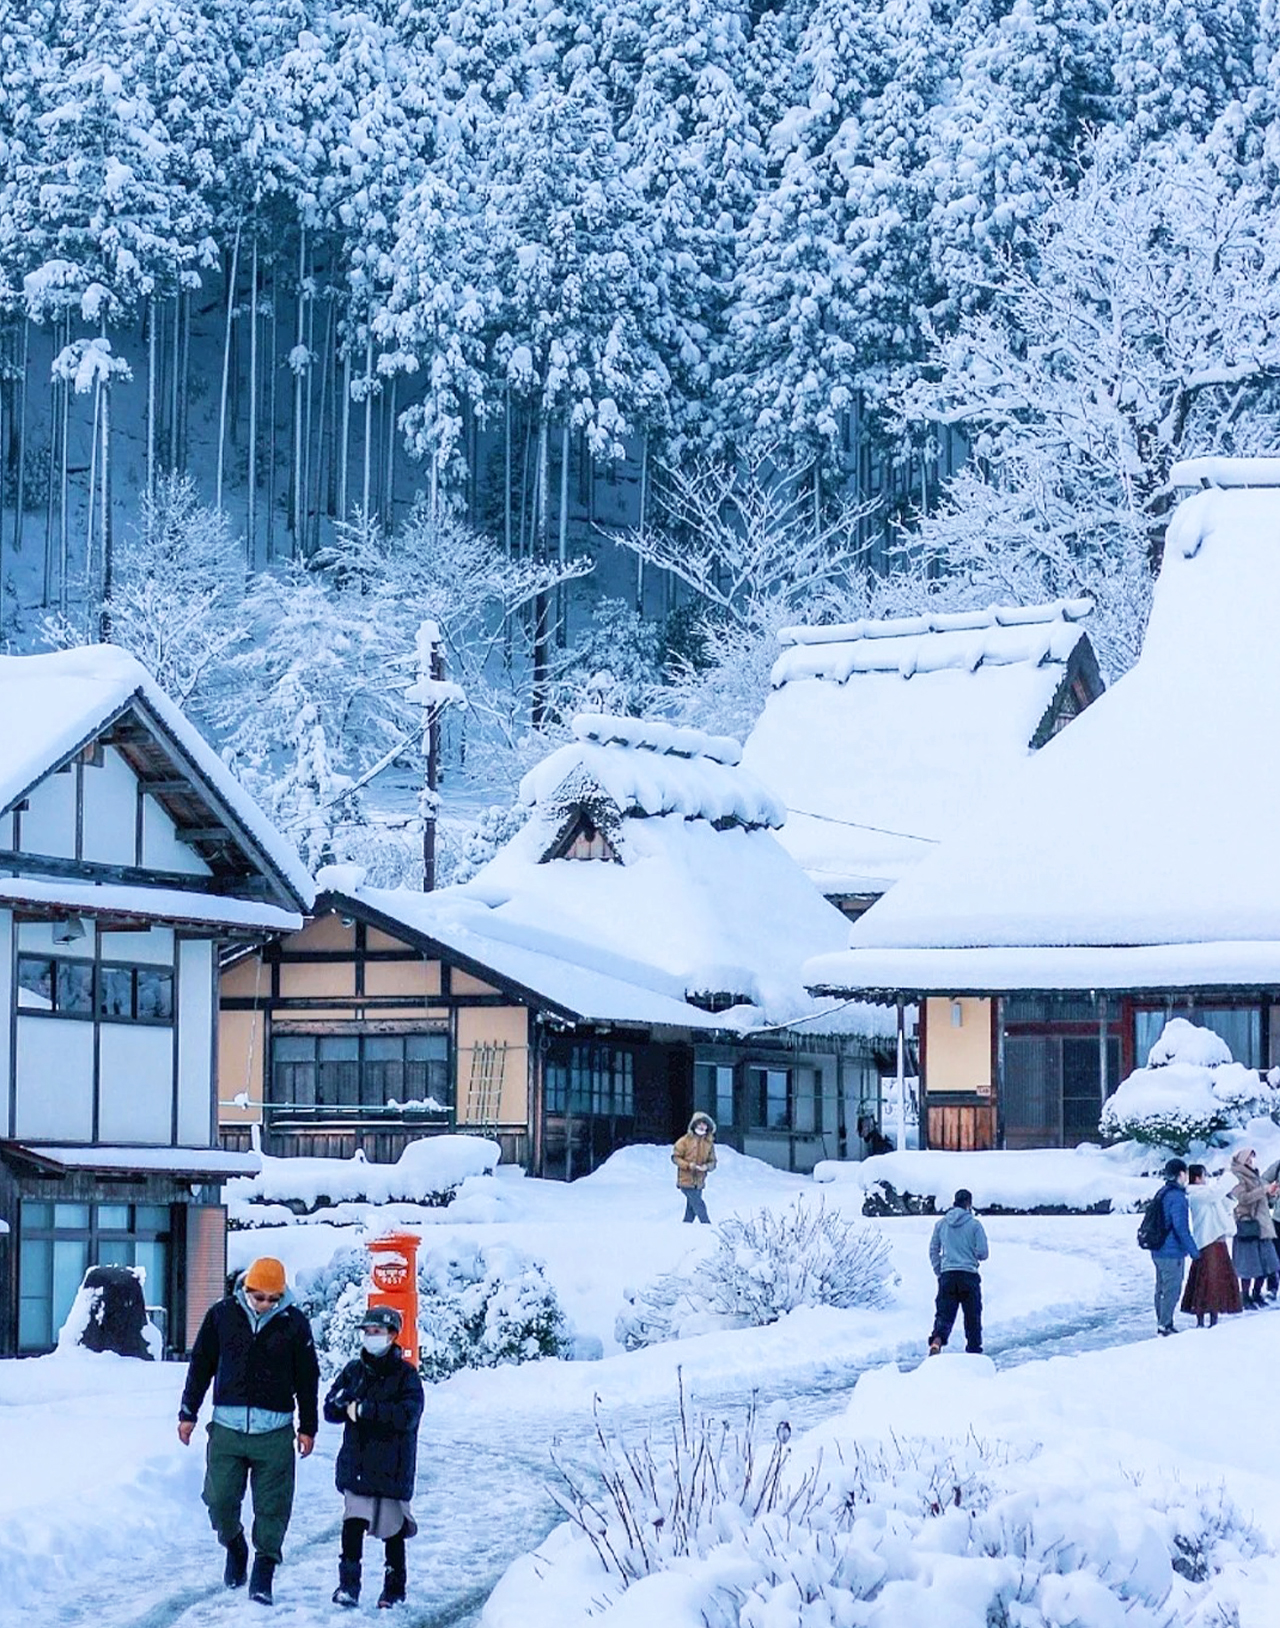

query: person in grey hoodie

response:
[927,1188,989,1356]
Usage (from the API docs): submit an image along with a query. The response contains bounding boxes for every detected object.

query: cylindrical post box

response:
[367,1232,420,1368]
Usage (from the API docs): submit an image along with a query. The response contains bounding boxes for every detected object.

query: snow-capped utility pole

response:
[405,620,464,891]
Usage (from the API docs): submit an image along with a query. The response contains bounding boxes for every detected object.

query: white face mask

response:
[361,1332,392,1356]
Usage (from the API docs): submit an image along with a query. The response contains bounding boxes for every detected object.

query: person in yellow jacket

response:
[672,1114,717,1223]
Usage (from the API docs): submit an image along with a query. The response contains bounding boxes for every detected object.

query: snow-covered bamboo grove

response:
[3,0,1280,873]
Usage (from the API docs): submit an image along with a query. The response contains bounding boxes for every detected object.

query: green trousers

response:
[203,1423,296,1563]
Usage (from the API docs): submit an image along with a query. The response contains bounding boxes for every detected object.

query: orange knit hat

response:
[243,1257,287,1295]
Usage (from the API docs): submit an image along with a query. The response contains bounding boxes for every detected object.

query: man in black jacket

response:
[178,1256,320,1606]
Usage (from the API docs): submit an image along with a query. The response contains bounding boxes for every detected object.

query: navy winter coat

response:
[324,1345,425,1500]
[180,1295,320,1435]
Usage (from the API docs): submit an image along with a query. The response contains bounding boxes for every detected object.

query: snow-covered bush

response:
[298,1238,570,1379]
[1100,1018,1280,1153]
[540,1394,1266,1628]
[616,1199,896,1350]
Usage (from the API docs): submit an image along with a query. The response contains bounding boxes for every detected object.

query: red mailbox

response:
[367,1232,420,1368]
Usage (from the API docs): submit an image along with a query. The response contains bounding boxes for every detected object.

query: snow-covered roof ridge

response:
[0,644,313,908]
[771,599,1092,688]
[572,713,742,766]
[1172,455,1280,489]
[521,713,784,831]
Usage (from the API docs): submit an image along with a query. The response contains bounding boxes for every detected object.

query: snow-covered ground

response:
[2,1148,1276,1627]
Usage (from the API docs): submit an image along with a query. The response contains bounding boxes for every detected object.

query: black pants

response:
[932,1270,983,1353]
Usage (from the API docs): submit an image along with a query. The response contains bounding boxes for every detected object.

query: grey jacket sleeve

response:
[973,1218,990,1263]
[928,1219,942,1276]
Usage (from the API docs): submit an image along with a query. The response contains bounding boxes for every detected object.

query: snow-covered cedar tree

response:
[547,1391,1266,1622]
[616,1198,896,1350]
[297,1239,570,1380]
[550,597,664,719]
[1099,1018,1280,1153]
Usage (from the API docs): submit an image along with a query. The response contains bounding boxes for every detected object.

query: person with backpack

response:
[1142,1158,1200,1336]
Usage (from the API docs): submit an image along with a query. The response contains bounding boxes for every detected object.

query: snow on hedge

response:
[813,1143,1159,1212]
[225,1136,500,1219]
[488,1372,1265,1628]
[1100,1018,1280,1152]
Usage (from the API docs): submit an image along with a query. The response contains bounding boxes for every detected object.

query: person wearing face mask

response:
[672,1113,717,1223]
[177,1256,320,1605]
[324,1305,425,1610]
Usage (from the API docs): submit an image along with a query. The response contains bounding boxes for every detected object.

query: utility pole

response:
[405,620,463,891]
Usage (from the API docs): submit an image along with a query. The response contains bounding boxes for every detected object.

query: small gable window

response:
[547,810,620,863]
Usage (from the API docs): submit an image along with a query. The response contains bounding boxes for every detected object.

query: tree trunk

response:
[339,344,350,523]
[362,335,373,518]
[556,415,570,645]
[267,271,278,561]
[636,429,648,612]
[146,297,157,498]
[384,374,396,531]
[504,387,512,556]
[292,225,306,555]
[247,236,259,565]
[85,379,101,603]
[169,293,180,470]
[99,369,113,643]
[11,318,27,559]
[216,228,240,510]
[58,326,70,615]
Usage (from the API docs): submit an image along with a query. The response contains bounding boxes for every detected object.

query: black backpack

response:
[1136,1187,1171,1251]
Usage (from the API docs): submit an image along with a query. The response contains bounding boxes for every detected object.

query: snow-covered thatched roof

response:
[320,715,887,1035]
[806,471,1280,998]
[0,644,313,916]
[741,600,1099,900]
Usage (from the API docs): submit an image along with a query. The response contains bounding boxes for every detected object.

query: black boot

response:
[223,1532,249,1589]
[332,1559,361,1608]
[249,1554,276,1606]
[378,1532,407,1609]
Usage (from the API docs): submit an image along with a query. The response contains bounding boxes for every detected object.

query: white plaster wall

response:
[15,1018,94,1139]
[81,746,139,865]
[98,927,174,966]
[99,1025,174,1143]
[142,796,212,875]
[20,769,76,858]
[0,909,11,1137]
[17,921,94,959]
[177,938,214,1145]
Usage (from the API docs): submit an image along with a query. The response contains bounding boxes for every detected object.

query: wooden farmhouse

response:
[806,461,1280,1152]
[0,646,312,1355]
[741,601,1102,920]
[220,716,896,1178]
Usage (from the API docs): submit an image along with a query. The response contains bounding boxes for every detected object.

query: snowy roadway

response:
[0,1213,1172,1628]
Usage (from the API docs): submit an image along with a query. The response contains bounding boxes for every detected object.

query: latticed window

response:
[546,1043,635,1115]
[270,1033,449,1112]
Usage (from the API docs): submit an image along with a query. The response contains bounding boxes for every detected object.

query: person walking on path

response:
[325,1305,425,1611]
[1180,1163,1241,1327]
[672,1113,717,1223]
[1229,1148,1280,1307]
[178,1256,320,1606]
[1150,1157,1200,1335]
[927,1188,988,1356]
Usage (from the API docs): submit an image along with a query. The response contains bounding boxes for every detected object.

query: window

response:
[17,955,172,1024]
[1134,1005,1262,1070]
[695,1062,735,1127]
[18,1200,172,1353]
[545,1044,635,1116]
[746,1065,821,1134]
[269,1033,450,1114]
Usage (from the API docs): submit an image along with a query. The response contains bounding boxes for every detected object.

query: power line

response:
[787,807,941,844]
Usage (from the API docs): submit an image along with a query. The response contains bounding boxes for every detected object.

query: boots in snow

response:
[223,1532,249,1589]
[378,1533,407,1610]
[249,1554,276,1606]
[332,1559,361,1608]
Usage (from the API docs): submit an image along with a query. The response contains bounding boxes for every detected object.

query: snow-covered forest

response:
[3,0,1280,877]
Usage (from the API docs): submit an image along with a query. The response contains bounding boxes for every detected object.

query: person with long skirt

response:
[1181,1163,1242,1327]
[1229,1148,1280,1308]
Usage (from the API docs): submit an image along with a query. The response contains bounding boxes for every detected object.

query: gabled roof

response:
[316,714,889,1037]
[0,645,313,915]
[740,600,1099,900]
[805,474,1280,996]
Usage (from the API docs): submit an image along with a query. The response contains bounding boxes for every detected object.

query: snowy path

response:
[21,1224,1173,1628]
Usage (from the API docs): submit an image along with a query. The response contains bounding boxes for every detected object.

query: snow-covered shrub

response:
[1100,1018,1280,1153]
[616,1199,896,1350]
[542,1394,1266,1628]
[298,1238,570,1379]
